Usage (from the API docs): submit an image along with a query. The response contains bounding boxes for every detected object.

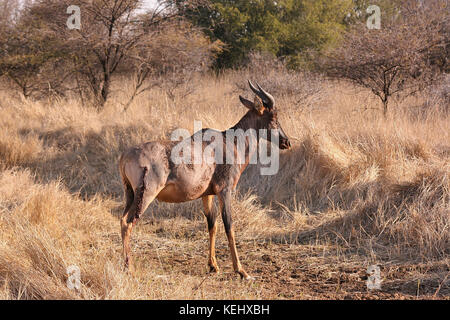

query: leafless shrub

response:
[0,10,73,100]
[122,19,222,109]
[321,0,449,117]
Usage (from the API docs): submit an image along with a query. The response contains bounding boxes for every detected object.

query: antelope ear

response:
[239,95,255,110]
[239,95,265,115]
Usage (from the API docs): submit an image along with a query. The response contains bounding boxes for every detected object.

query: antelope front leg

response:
[218,189,252,280]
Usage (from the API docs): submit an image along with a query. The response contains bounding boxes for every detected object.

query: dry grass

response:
[0,72,448,299]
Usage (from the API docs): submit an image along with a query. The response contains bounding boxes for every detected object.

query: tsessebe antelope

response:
[119,81,291,279]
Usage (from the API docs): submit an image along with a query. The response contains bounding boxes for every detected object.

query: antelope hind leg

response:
[203,195,220,273]
[121,190,158,272]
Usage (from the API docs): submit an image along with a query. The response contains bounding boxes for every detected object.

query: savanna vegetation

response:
[0,0,448,299]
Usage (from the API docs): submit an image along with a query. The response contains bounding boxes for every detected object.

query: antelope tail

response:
[128,166,148,223]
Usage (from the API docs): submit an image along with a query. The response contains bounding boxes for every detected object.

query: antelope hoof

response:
[238,270,254,281]
[209,264,220,274]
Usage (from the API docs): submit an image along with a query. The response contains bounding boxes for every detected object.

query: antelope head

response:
[239,80,291,150]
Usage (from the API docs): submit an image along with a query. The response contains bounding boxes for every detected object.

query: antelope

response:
[119,81,291,280]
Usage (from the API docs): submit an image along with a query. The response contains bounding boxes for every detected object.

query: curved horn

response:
[256,82,275,110]
[248,80,262,98]
[248,80,275,110]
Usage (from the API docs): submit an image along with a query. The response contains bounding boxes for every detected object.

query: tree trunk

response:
[98,74,111,109]
[382,98,389,118]
[22,85,30,99]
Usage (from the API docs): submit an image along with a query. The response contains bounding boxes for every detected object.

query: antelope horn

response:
[256,82,275,110]
[248,80,260,96]
[248,80,275,109]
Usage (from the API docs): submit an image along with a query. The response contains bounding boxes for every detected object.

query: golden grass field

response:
[0,71,448,299]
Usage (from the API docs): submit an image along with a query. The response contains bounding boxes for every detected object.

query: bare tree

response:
[8,0,211,107]
[321,0,448,116]
[121,18,222,110]
[0,5,70,99]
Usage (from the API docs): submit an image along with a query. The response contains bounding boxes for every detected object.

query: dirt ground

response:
[126,216,449,300]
